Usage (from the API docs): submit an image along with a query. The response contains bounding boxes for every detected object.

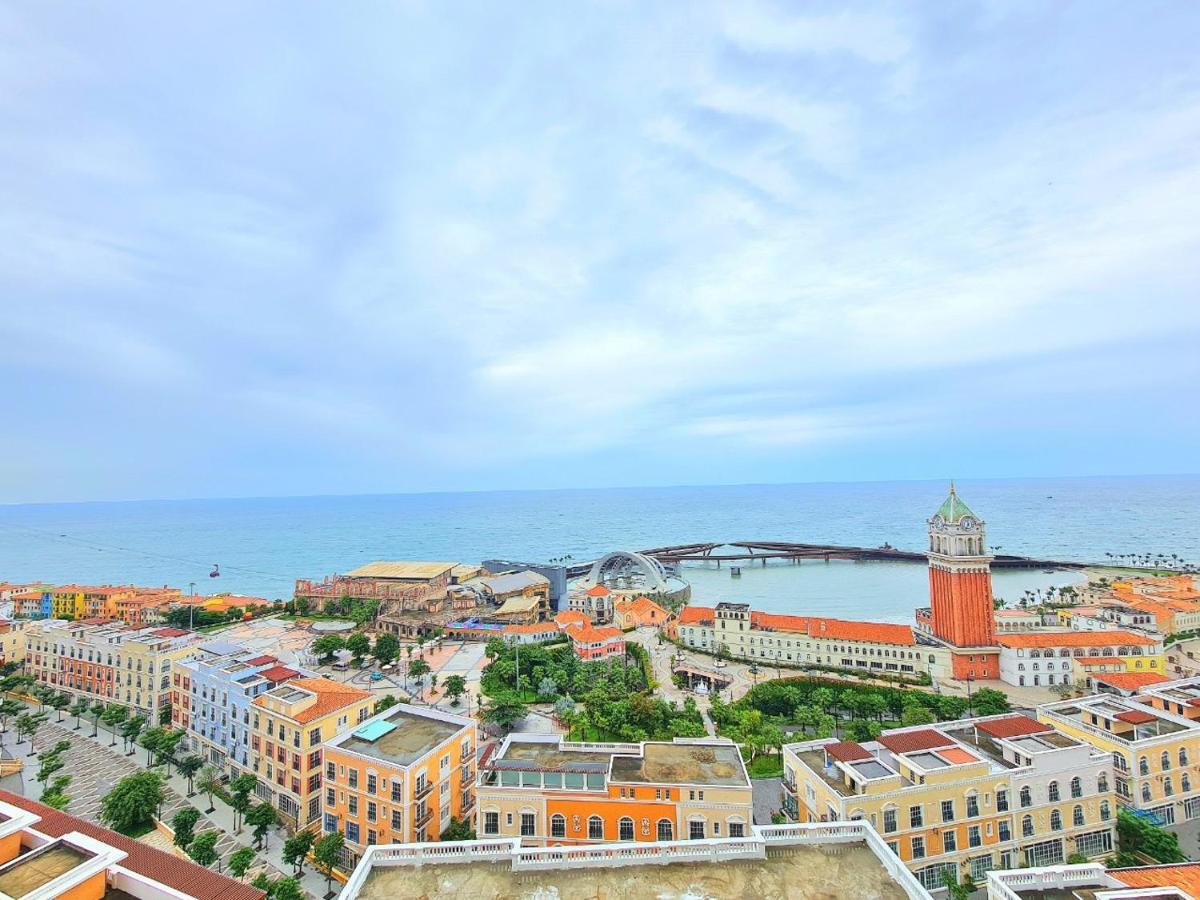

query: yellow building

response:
[1039,676,1200,826]
[252,677,374,832]
[783,715,1117,891]
[50,586,84,619]
[0,621,26,665]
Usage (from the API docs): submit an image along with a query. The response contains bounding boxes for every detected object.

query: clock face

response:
[931,516,945,531]
[960,516,976,530]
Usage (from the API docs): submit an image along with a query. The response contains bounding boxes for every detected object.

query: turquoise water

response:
[0,476,1196,621]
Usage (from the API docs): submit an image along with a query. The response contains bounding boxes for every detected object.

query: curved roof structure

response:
[586,550,671,593]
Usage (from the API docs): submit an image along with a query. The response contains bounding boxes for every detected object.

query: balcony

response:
[414,781,433,801]
[414,807,433,829]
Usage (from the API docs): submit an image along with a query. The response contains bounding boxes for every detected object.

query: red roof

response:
[1115,709,1157,725]
[975,716,1051,739]
[0,791,263,900]
[824,741,872,762]
[259,665,300,683]
[679,605,914,645]
[677,606,714,626]
[997,630,1158,648]
[586,584,612,597]
[245,655,277,666]
[878,729,954,754]
[151,627,190,637]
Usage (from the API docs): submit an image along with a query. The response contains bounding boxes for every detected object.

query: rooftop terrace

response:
[335,708,466,768]
[610,741,748,786]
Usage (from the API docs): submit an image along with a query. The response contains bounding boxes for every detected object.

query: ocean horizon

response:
[2,474,1197,624]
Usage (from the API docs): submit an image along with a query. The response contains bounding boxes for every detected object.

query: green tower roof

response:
[935,482,976,523]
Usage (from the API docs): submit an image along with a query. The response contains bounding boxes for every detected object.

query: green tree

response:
[138,725,165,765]
[228,847,256,881]
[171,806,200,850]
[230,774,258,834]
[49,691,71,722]
[1116,807,1186,863]
[345,632,371,665]
[158,728,185,773]
[408,658,431,687]
[282,830,315,875]
[16,711,48,756]
[187,830,220,867]
[247,801,278,849]
[482,693,527,731]
[101,703,127,748]
[313,831,344,899]
[122,715,147,756]
[312,634,344,662]
[0,698,23,735]
[970,688,1011,716]
[89,701,105,738]
[272,877,303,900]
[35,750,65,793]
[178,754,204,797]
[901,704,937,727]
[41,774,72,810]
[196,765,222,814]
[441,817,475,841]
[373,632,400,666]
[374,694,399,714]
[68,698,90,730]
[443,674,467,706]
[99,771,165,835]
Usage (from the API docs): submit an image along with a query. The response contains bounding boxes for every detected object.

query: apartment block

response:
[0,620,26,666]
[783,715,1117,892]
[997,630,1165,688]
[476,735,753,846]
[322,703,476,869]
[25,619,202,722]
[1039,676,1200,826]
[174,643,313,775]
[251,677,374,831]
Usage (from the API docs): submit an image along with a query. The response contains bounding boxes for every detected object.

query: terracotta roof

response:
[566,624,625,644]
[808,617,915,646]
[975,716,1051,739]
[259,665,300,683]
[245,655,278,666]
[824,741,872,762]
[554,610,591,628]
[151,627,190,637]
[1115,709,1157,725]
[750,610,811,632]
[677,606,715,626]
[1113,863,1200,895]
[0,791,264,900]
[1076,656,1128,665]
[878,729,954,754]
[996,630,1159,648]
[586,584,612,597]
[615,595,671,624]
[256,677,372,723]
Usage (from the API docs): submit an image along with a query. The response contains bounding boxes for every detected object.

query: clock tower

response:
[927,483,996,650]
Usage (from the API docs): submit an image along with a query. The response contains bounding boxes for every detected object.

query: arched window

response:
[1161,751,1171,771]
[1181,748,1190,767]
[1101,801,1111,821]
[1050,810,1062,831]
[1022,815,1034,837]
[1020,786,1032,808]
[1059,648,1071,657]
[657,819,673,841]
[1097,772,1109,793]
[1048,781,1060,802]
[550,814,566,838]
[1142,783,1152,803]
[1140,756,1150,776]
[1073,805,1084,827]
[1184,773,1192,793]
[588,816,604,840]
[618,817,634,841]
[1070,777,1082,799]
[1165,776,1174,797]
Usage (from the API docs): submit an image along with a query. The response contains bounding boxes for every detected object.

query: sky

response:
[3,2,1200,504]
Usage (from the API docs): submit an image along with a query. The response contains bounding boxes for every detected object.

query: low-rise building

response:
[783,715,1117,891]
[1168,636,1200,679]
[996,630,1164,688]
[568,583,615,623]
[1039,676,1200,826]
[613,595,671,629]
[0,791,263,900]
[671,602,946,679]
[251,677,375,831]
[1088,671,1171,696]
[322,703,477,869]
[993,609,1043,632]
[986,860,1200,899]
[564,623,625,660]
[25,619,202,722]
[0,620,26,666]
[477,735,753,847]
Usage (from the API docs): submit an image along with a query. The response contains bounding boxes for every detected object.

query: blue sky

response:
[3,2,1199,503]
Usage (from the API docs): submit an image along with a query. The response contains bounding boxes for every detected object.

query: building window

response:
[996,789,1009,812]
[688,820,705,841]
[1140,757,1150,776]
[1183,773,1192,793]
[1097,773,1109,793]
[1050,810,1062,831]
[1181,748,1190,767]
[968,825,982,848]
[1165,776,1174,797]
[1048,782,1060,803]
[941,800,954,823]
[618,817,634,841]
[729,820,744,838]
[1100,801,1111,821]
[911,836,925,859]
[1143,784,1152,803]
[998,820,1011,842]
[882,808,897,833]
[942,830,957,852]
[966,794,979,818]
[1070,777,1082,799]
[589,817,605,841]
[1073,806,1084,827]
[657,819,673,841]
[484,812,499,835]
[909,805,923,828]
[1019,786,1032,808]
[1022,816,1034,838]
[551,815,566,838]
[346,822,360,844]
[521,813,536,837]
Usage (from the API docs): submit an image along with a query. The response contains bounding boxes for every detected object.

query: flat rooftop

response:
[610,742,747,787]
[497,742,616,772]
[337,710,464,768]
[0,843,92,897]
[353,843,908,900]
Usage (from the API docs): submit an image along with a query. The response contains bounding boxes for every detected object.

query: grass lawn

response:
[746,755,784,778]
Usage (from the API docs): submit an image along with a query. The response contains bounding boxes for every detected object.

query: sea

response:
[1,475,1197,625]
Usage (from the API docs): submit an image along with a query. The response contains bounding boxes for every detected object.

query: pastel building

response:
[0,620,26,666]
[987,860,1200,900]
[564,623,625,660]
[996,630,1164,688]
[784,715,1117,891]
[25,620,202,722]
[251,677,374,831]
[476,735,753,846]
[1039,676,1200,825]
[174,644,313,775]
[322,703,476,869]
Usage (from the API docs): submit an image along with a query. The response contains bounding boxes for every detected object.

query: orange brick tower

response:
[928,484,998,676]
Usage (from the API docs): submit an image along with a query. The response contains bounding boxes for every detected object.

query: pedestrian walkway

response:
[2,706,333,898]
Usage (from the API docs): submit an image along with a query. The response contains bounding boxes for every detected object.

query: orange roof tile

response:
[566,624,625,644]
[1115,709,1157,725]
[1091,672,1170,690]
[1076,656,1128,665]
[554,610,590,628]
[1114,863,1200,895]
[997,630,1158,648]
[751,610,811,632]
[824,741,872,763]
[256,677,372,723]
[808,617,915,646]
[677,606,715,626]
[586,584,612,597]
[975,716,1050,739]
[878,729,954,754]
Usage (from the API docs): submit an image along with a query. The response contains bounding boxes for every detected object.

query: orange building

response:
[477,735,753,846]
[322,703,476,868]
[564,623,625,660]
[926,485,1000,678]
[252,677,374,831]
[613,595,671,629]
